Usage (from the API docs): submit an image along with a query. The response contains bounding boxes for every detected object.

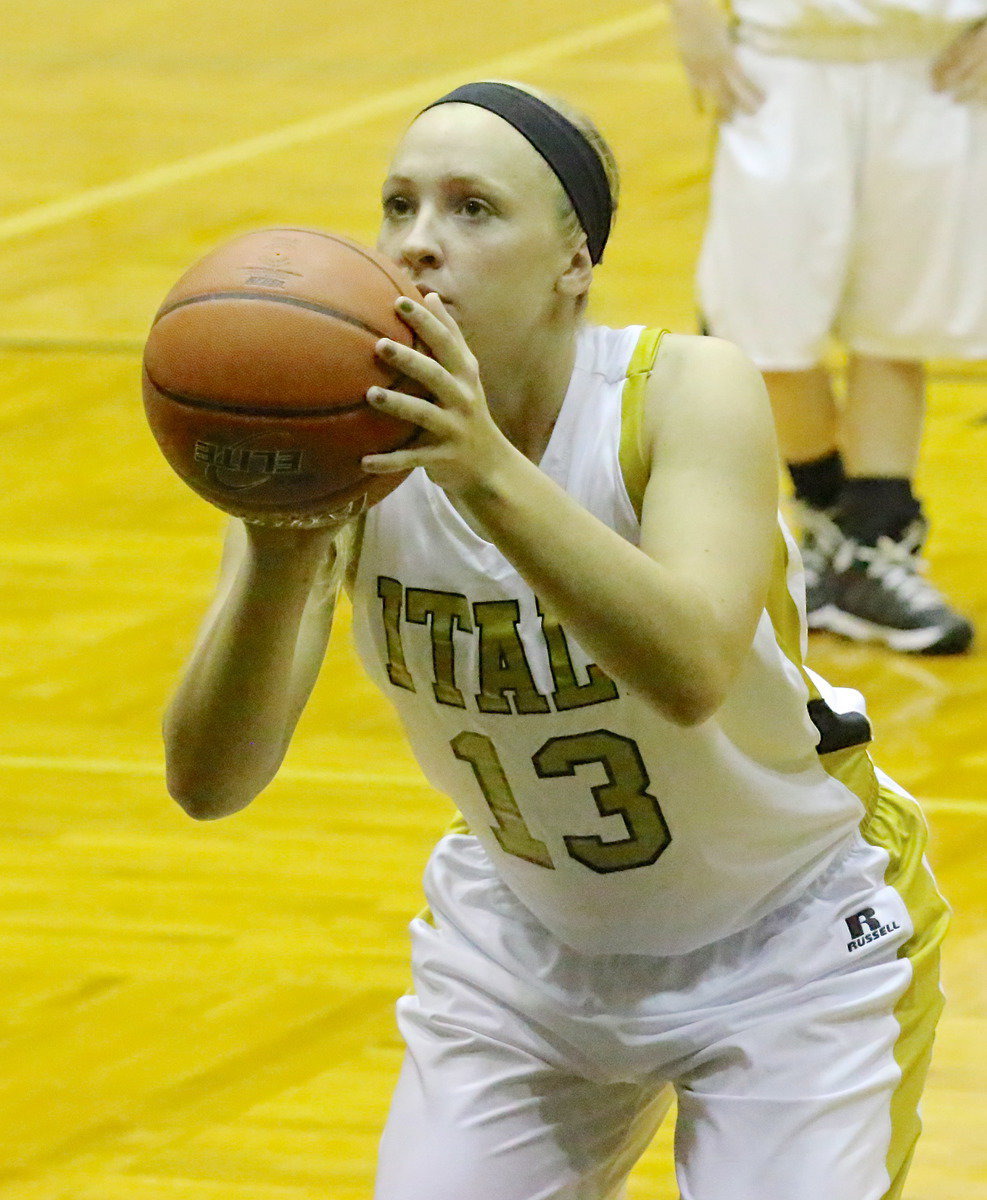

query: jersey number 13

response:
[450,729,672,874]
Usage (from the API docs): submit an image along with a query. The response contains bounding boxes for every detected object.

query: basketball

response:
[142,227,426,527]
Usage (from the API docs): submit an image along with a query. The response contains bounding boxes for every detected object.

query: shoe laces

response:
[834,521,945,611]
[791,502,842,571]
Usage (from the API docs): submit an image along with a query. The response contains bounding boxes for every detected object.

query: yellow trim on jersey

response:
[447,811,471,836]
[766,526,879,815]
[766,528,803,666]
[860,786,950,1200]
[619,327,668,520]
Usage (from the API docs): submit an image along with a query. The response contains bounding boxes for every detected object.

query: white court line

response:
[0,6,662,245]
[0,753,982,815]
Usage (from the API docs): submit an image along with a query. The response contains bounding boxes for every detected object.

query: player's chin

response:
[445,305,479,344]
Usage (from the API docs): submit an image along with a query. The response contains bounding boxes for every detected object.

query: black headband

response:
[424,82,612,264]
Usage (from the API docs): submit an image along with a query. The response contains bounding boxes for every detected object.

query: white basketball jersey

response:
[350,325,880,956]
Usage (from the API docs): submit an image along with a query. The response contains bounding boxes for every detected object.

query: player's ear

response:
[556,240,593,298]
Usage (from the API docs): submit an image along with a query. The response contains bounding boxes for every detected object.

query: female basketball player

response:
[669,0,985,653]
[164,83,950,1200]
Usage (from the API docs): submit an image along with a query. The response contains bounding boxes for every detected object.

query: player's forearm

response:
[164,535,334,819]
[456,447,731,726]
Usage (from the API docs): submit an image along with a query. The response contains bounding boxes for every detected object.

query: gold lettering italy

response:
[406,588,473,708]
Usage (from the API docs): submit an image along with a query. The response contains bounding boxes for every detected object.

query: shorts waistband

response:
[737,22,975,61]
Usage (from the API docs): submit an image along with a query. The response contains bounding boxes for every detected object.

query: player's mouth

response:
[417,286,451,306]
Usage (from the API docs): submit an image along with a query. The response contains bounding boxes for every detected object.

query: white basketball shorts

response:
[697,46,987,367]
[374,782,948,1200]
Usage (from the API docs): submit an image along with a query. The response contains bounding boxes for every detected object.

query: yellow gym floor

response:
[0,3,983,1195]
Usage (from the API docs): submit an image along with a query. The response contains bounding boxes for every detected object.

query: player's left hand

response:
[361,293,512,495]
[932,18,987,104]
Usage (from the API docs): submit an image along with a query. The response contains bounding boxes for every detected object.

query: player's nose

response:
[396,208,444,272]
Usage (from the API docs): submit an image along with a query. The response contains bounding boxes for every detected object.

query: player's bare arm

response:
[164,519,347,819]
[638,331,778,689]
[363,298,777,725]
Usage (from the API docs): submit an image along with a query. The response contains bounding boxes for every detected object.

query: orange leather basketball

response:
[142,227,425,526]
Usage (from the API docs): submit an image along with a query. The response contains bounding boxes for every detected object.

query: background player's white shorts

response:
[697,46,987,368]
[375,784,948,1200]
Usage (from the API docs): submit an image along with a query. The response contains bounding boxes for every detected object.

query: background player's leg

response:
[813,353,974,652]
[821,54,985,652]
[761,367,845,624]
[696,48,855,631]
[841,356,924,479]
[762,367,839,465]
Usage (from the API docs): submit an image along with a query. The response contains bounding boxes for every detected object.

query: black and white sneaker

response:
[813,519,974,654]
[790,501,842,627]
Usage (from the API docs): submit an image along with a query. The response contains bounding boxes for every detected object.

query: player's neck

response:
[483,323,580,464]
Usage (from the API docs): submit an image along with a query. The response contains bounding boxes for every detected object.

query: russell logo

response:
[845,907,901,953]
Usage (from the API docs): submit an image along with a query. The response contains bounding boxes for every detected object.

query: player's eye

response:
[382,194,413,218]
[459,197,493,219]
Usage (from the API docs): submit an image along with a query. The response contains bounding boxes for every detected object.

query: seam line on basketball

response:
[153,290,393,338]
[145,376,379,417]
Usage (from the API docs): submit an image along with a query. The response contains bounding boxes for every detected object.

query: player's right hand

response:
[667,0,765,120]
[931,17,987,105]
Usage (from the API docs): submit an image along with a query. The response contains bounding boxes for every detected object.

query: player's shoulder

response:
[650,331,760,387]
[639,332,774,468]
[645,333,768,424]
